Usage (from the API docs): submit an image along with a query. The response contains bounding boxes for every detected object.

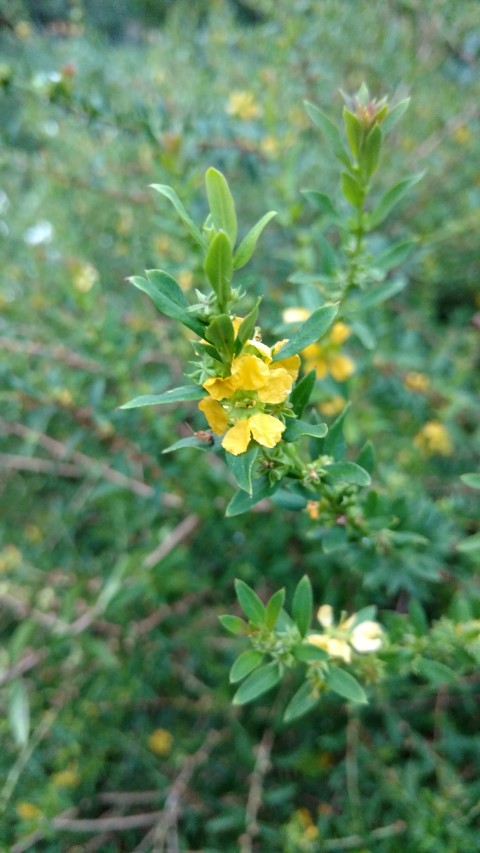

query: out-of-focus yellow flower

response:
[15,21,32,39]
[153,235,171,254]
[73,263,98,293]
[404,371,429,393]
[148,728,173,756]
[17,802,42,820]
[53,388,73,406]
[318,395,346,417]
[306,500,319,520]
[226,91,262,121]
[282,307,310,324]
[329,321,351,345]
[177,270,193,291]
[414,420,453,456]
[284,315,355,382]
[0,545,22,573]
[307,604,383,662]
[51,768,80,788]
[24,524,42,544]
[259,135,279,158]
[453,125,473,146]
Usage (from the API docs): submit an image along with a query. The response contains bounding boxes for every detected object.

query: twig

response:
[0,336,102,372]
[0,453,81,478]
[0,649,46,688]
[345,710,362,830]
[99,790,163,806]
[238,728,275,853]
[143,515,200,569]
[131,591,210,637]
[415,105,479,160]
[51,811,164,832]
[320,820,407,850]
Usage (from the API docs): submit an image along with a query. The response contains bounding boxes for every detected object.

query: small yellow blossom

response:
[51,769,80,788]
[73,263,98,294]
[226,91,262,121]
[319,395,346,417]
[404,371,429,393]
[17,802,42,820]
[0,545,22,573]
[329,321,351,345]
[414,420,453,456]
[282,307,310,324]
[301,322,355,382]
[198,397,229,434]
[306,500,319,520]
[307,605,383,661]
[222,413,285,456]
[148,728,173,756]
[177,270,193,291]
[15,21,32,39]
[453,125,473,146]
[259,135,279,158]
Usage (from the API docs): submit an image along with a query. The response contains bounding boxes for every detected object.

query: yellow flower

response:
[306,604,383,661]
[223,413,285,456]
[329,354,355,382]
[226,91,261,120]
[198,398,229,434]
[301,322,355,382]
[148,728,173,756]
[319,396,346,417]
[282,307,310,324]
[350,620,383,653]
[329,321,351,345]
[17,802,42,820]
[414,420,453,456]
[51,769,80,788]
[404,371,429,393]
[308,632,352,663]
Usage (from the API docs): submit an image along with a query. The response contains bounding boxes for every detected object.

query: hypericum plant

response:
[121,87,474,719]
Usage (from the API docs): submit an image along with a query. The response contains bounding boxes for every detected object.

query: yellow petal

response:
[203,375,236,400]
[231,316,244,337]
[330,321,351,345]
[246,340,272,362]
[317,604,334,628]
[248,413,285,448]
[257,368,293,403]
[272,345,301,380]
[351,621,383,653]
[330,355,355,382]
[198,398,228,434]
[221,419,252,455]
[231,354,269,390]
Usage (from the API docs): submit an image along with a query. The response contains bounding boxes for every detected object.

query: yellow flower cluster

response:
[199,336,300,456]
[283,310,355,382]
[148,728,173,756]
[414,420,453,456]
[226,91,262,121]
[307,604,383,663]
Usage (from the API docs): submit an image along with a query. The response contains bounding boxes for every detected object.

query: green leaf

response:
[233,211,277,269]
[205,167,237,246]
[162,436,211,454]
[234,298,261,353]
[129,272,205,336]
[341,171,365,208]
[363,125,383,179]
[382,97,411,133]
[304,101,350,166]
[219,615,248,635]
[321,527,348,553]
[120,385,206,409]
[351,319,376,350]
[461,473,480,490]
[265,588,286,629]
[343,107,362,159]
[368,173,424,230]
[415,657,457,687]
[234,579,265,624]
[457,532,480,554]
[374,240,416,272]
[301,190,340,221]
[150,184,206,247]
[205,314,235,363]
[283,681,320,723]
[294,644,329,663]
[323,403,350,458]
[290,370,317,418]
[292,575,313,638]
[356,440,375,474]
[226,478,280,517]
[353,278,407,310]
[232,662,281,705]
[284,419,328,442]
[408,599,428,635]
[225,446,259,495]
[8,680,30,747]
[324,461,371,486]
[204,231,233,309]
[325,666,367,704]
[351,606,377,627]
[229,650,264,683]
[271,490,308,511]
[271,304,338,361]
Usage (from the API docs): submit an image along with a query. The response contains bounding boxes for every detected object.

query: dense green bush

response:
[1,1,479,850]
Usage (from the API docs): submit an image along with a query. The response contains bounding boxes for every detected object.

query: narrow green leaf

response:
[324,461,371,486]
[341,171,365,208]
[284,419,328,442]
[205,167,238,246]
[283,681,320,723]
[232,662,281,705]
[382,97,411,133]
[368,173,424,230]
[204,231,233,309]
[304,101,348,165]
[219,615,248,635]
[325,666,368,704]
[235,298,261,353]
[363,125,383,179]
[294,644,329,663]
[343,107,362,159]
[271,490,307,511]
[457,532,480,554]
[150,184,206,247]
[321,527,348,553]
[8,680,30,747]
[162,436,211,454]
[225,446,259,495]
[120,385,206,409]
[323,403,350,458]
[226,478,280,517]
[230,650,264,683]
[265,588,286,629]
[415,657,457,687]
[129,272,205,337]
[205,314,235,363]
[350,319,376,350]
[292,575,313,638]
[374,240,415,272]
[353,278,407,311]
[290,370,317,418]
[301,190,340,221]
[233,211,277,269]
[272,304,338,362]
[234,579,265,624]
[356,440,375,474]
[408,599,428,634]
[461,473,480,490]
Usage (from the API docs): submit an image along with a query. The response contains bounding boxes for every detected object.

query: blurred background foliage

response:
[0,0,479,850]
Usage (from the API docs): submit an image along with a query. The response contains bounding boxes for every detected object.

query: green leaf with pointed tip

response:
[343,107,362,159]
[232,662,281,705]
[324,461,371,486]
[341,171,365,208]
[294,644,329,663]
[121,385,206,409]
[233,211,277,269]
[352,278,407,311]
[235,298,261,354]
[272,304,338,362]
[290,370,317,418]
[304,101,350,167]
[225,446,259,495]
[150,184,205,247]
[284,419,328,443]
[408,599,428,635]
[230,650,264,683]
[129,271,205,337]
[415,657,457,687]
[363,124,383,179]
[301,190,340,221]
[205,314,235,363]
[368,173,424,230]
[325,666,367,704]
[162,437,211,454]
[265,588,286,630]
[382,97,410,133]
[205,167,237,246]
[461,473,480,489]
[283,681,320,724]
[204,231,233,309]
[219,615,248,635]
[356,441,375,474]
[226,478,280,517]
[292,575,313,638]
[375,240,416,272]
[323,403,350,458]
[234,579,265,624]
[457,533,480,554]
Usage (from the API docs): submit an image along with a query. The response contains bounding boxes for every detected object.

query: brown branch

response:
[238,728,275,853]
[0,649,46,688]
[51,811,164,833]
[143,514,200,569]
[0,453,81,478]
[0,337,102,372]
[131,591,210,637]
[321,820,407,850]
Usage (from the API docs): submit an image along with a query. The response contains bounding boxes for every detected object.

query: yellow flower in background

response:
[414,420,453,456]
[73,262,99,294]
[404,371,429,393]
[283,312,355,382]
[148,728,173,757]
[318,395,346,417]
[51,768,80,788]
[226,91,262,120]
[306,604,383,662]
[17,802,42,820]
